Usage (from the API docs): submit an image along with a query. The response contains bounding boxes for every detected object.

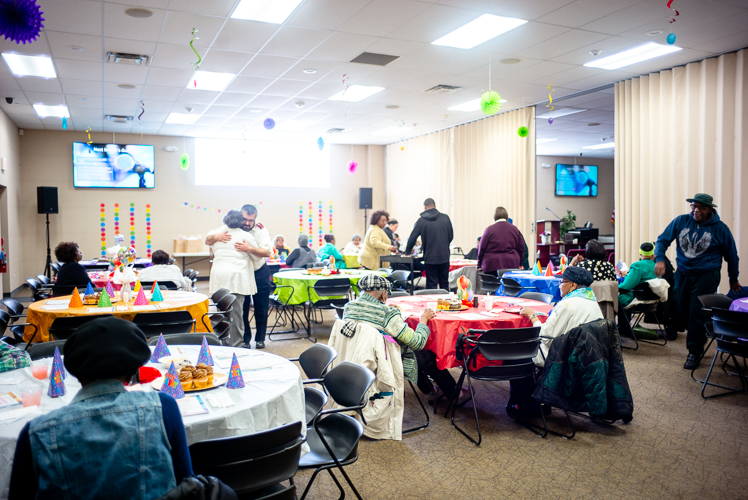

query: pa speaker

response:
[37,186,58,214]
[359,187,372,209]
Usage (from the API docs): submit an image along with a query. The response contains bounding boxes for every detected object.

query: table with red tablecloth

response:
[449,259,478,272]
[386,294,551,370]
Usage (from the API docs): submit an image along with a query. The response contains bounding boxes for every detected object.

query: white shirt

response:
[533,296,604,367]
[137,264,191,290]
[250,224,273,269]
[206,225,257,295]
[343,241,362,255]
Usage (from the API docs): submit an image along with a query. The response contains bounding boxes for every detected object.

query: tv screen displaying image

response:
[73,142,155,188]
[555,164,598,197]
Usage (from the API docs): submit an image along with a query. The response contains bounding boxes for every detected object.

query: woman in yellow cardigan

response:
[358,209,398,270]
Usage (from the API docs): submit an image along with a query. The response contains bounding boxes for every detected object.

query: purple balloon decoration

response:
[264,118,275,130]
[0,0,45,45]
[548,117,553,125]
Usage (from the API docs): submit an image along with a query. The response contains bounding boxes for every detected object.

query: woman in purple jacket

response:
[477,207,526,274]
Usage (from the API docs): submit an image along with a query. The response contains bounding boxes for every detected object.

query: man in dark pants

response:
[235,204,272,349]
[654,193,741,370]
[405,198,453,290]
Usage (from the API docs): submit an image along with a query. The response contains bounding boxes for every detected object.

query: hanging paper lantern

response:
[666,33,676,45]
[263,118,275,130]
[316,137,324,151]
[348,161,358,174]
[180,153,190,170]
[0,0,45,45]
[480,90,502,115]
[517,126,529,138]
[548,117,553,125]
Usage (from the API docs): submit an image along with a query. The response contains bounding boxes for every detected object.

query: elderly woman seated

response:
[54,241,92,288]
[505,267,603,417]
[137,250,191,290]
[285,234,317,269]
[343,234,362,255]
[316,234,347,269]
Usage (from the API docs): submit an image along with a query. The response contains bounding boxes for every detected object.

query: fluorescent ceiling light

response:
[33,104,69,118]
[582,143,615,150]
[371,126,412,137]
[432,14,527,49]
[328,85,385,102]
[536,108,587,120]
[166,113,199,125]
[188,71,235,91]
[584,42,682,70]
[448,97,507,112]
[278,120,314,131]
[2,53,57,78]
[536,138,557,144]
[231,0,304,24]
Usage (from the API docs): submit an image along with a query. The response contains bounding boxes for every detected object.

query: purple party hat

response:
[196,337,214,366]
[226,353,245,389]
[160,362,185,399]
[150,333,171,362]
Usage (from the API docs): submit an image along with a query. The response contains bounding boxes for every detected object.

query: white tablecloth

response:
[0,345,305,499]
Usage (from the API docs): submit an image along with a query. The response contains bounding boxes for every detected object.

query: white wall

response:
[0,108,21,295]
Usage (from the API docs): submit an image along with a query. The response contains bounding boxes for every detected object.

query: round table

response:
[24,291,213,344]
[273,269,386,305]
[499,271,563,303]
[0,345,305,499]
[729,297,748,313]
[387,294,552,371]
[449,259,478,272]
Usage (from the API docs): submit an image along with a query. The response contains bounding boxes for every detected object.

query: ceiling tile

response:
[287,0,371,31]
[479,22,571,54]
[103,38,157,58]
[388,45,488,75]
[0,74,21,91]
[170,0,236,17]
[553,36,647,66]
[38,0,102,36]
[241,95,289,110]
[103,97,139,112]
[146,68,193,88]
[26,92,67,106]
[68,107,105,118]
[317,62,382,85]
[202,105,237,117]
[296,82,348,100]
[225,76,275,94]
[55,59,102,81]
[66,95,103,108]
[212,92,255,107]
[241,54,303,78]
[180,89,221,104]
[2,103,34,115]
[198,49,254,74]
[307,32,379,62]
[103,3,167,42]
[535,0,641,29]
[140,100,175,112]
[46,32,102,62]
[151,44,199,70]
[263,79,312,97]
[103,64,149,85]
[516,30,611,60]
[102,82,142,98]
[340,0,431,37]
[580,2,669,35]
[260,27,333,58]
[18,77,63,93]
[286,59,342,81]
[212,19,280,53]
[141,86,182,101]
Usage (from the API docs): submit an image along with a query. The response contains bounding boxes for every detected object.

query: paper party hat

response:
[68,287,83,308]
[97,290,113,307]
[105,281,116,298]
[226,353,245,389]
[545,262,554,276]
[150,333,171,362]
[532,261,542,276]
[85,282,94,295]
[160,362,184,399]
[48,352,66,398]
[52,346,67,380]
[133,280,142,292]
[151,281,158,293]
[134,287,149,305]
[196,336,214,366]
[151,283,164,302]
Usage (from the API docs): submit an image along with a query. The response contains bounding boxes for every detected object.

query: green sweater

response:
[618,259,657,307]
[317,243,347,269]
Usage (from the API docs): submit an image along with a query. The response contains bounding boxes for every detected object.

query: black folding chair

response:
[520,292,554,304]
[696,307,748,399]
[620,283,666,349]
[305,278,351,343]
[0,309,37,347]
[478,272,501,295]
[26,278,50,301]
[28,340,67,360]
[289,344,338,426]
[265,283,305,340]
[201,294,236,342]
[694,294,734,364]
[387,270,413,293]
[133,311,196,339]
[147,332,220,346]
[48,314,114,341]
[499,277,538,298]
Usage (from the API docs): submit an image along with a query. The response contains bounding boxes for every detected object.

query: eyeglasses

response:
[560,280,571,285]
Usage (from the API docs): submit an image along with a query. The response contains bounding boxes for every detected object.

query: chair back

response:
[36,275,52,286]
[479,272,501,294]
[388,290,409,297]
[376,268,394,277]
[312,278,350,299]
[711,307,748,340]
[698,294,733,320]
[26,278,40,294]
[28,340,67,360]
[567,249,584,260]
[495,269,520,278]
[463,327,541,362]
[500,277,522,296]
[414,289,449,296]
[52,285,78,297]
[211,288,230,304]
[519,292,553,304]
[48,314,114,340]
[387,270,411,290]
[50,262,60,275]
[147,332,220,346]
[632,283,660,302]
[216,294,236,313]
[324,361,376,409]
[189,421,304,496]
[183,268,194,277]
[1,298,25,319]
[133,311,196,338]
[139,280,181,290]
[298,344,337,380]
[0,310,10,335]
[188,271,199,281]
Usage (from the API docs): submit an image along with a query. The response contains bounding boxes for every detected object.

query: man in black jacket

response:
[405,198,453,290]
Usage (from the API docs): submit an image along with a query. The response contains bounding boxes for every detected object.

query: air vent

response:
[350,52,400,66]
[326,128,349,134]
[105,115,133,123]
[105,51,152,66]
[423,84,462,94]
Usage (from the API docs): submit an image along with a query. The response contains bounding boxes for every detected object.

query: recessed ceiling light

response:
[2,53,57,78]
[117,84,136,89]
[231,0,304,24]
[79,97,90,101]
[166,113,199,125]
[448,97,507,112]
[536,138,557,144]
[70,46,85,51]
[385,105,400,109]
[582,143,615,150]
[328,85,385,102]
[500,58,521,65]
[248,109,262,113]
[536,108,586,119]
[371,126,412,136]
[188,71,235,91]
[302,69,317,74]
[33,104,69,118]
[584,42,681,70]
[646,30,664,36]
[125,8,154,18]
[432,14,527,49]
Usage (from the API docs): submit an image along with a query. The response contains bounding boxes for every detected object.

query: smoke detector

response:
[326,127,350,134]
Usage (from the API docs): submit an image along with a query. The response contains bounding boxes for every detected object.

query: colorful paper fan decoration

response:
[226,353,245,389]
[160,362,185,399]
[517,126,529,138]
[180,153,190,171]
[68,288,83,308]
[48,352,66,397]
[263,118,275,130]
[0,0,45,45]
[134,287,149,305]
[105,281,116,298]
[317,136,324,151]
[348,161,358,174]
[53,346,67,380]
[97,290,112,307]
[85,282,94,296]
[151,333,171,362]
[480,90,502,115]
[196,336,214,366]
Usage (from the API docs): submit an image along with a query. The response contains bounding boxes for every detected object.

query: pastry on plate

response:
[178,370,193,390]
[192,368,208,389]
[196,363,214,384]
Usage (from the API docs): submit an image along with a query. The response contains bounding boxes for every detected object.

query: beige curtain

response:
[386,107,536,258]
[615,49,747,288]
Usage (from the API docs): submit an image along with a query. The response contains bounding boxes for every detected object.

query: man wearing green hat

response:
[655,193,741,370]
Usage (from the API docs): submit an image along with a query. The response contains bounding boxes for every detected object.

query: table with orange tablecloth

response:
[386,294,551,371]
[24,291,213,343]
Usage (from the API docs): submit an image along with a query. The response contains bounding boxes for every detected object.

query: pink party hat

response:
[150,333,171,362]
[196,337,214,366]
[226,353,245,389]
[134,288,149,305]
[105,281,116,298]
[160,362,185,399]
[48,353,66,398]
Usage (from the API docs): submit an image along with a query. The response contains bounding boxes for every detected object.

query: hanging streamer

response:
[190,28,201,70]
[62,117,67,130]
[318,201,323,247]
[86,127,92,144]
[129,203,135,249]
[100,203,106,257]
[342,73,349,95]
[328,201,333,235]
[145,204,152,258]
[137,101,145,123]
[114,203,120,237]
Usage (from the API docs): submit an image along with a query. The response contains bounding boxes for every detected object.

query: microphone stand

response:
[44,213,52,279]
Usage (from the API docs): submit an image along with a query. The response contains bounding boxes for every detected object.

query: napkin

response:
[0,405,42,424]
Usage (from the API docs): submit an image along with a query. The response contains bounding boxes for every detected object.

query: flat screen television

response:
[555,164,597,197]
[73,142,155,188]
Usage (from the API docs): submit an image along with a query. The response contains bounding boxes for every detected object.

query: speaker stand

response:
[43,213,52,279]
[363,208,368,236]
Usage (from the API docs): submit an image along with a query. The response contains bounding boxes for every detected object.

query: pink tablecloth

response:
[88,272,135,291]
[387,294,551,370]
[449,259,478,272]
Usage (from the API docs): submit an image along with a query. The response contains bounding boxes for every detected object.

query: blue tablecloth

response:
[497,271,563,303]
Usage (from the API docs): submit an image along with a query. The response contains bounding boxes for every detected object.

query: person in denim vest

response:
[9,317,193,500]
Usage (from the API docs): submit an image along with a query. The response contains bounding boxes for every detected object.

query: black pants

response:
[617,298,634,340]
[675,269,720,355]
[415,350,457,399]
[506,360,541,413]
[424,263,449,290]
[243,264,271,344]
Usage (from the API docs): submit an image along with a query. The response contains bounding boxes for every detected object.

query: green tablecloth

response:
[273,270,387,305]
[343,255,360,269]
